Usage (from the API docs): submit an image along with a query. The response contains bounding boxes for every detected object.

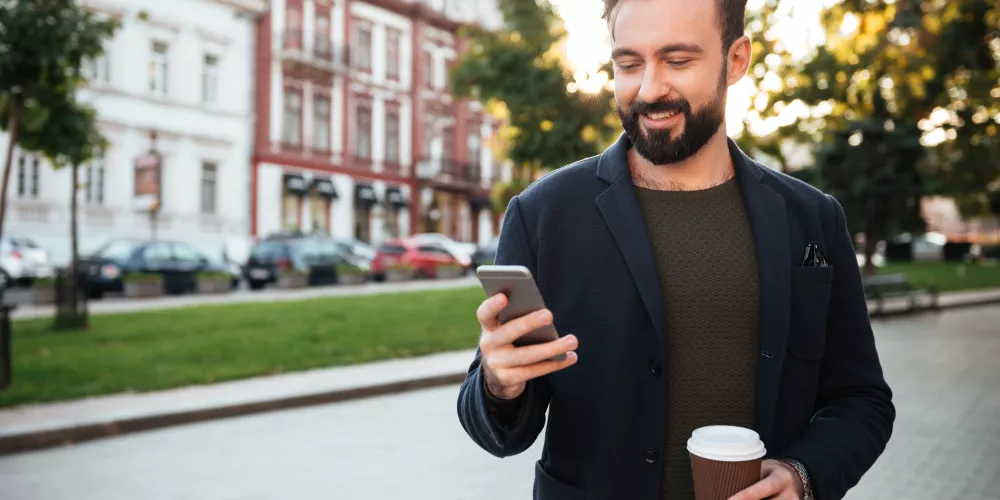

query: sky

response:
[547,0,841,136]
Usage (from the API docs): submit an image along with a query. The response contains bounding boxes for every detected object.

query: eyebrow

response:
[611,43,705,60]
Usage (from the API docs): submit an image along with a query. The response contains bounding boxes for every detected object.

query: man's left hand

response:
[727,459,804,500]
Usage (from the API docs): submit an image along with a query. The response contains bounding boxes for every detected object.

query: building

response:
[252,0,507,246]
[0,0,268,265]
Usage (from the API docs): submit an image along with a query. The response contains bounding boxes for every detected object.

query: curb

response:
[0,372,467,456]
[869,294,1000,319]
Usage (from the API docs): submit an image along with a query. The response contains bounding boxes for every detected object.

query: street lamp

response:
[134,131,163,241]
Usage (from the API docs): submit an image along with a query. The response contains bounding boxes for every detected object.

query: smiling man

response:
[455,1,895,499]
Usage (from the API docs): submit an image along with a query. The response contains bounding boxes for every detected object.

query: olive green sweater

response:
[634,178,760,500]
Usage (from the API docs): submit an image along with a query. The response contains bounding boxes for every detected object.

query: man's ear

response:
[727,35,752,86]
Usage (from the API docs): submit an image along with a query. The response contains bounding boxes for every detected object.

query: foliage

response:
[451,0,618,210]
[748,0,1000,216]
[123,272,164,284]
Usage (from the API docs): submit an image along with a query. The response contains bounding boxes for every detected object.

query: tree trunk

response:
[69,162,80,320]
[0,95,23,242]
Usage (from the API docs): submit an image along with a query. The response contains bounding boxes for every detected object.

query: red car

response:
[372,237,462,280]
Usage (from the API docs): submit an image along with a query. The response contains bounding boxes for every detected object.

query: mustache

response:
[628,98,691,116]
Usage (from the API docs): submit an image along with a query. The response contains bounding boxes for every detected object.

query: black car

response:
[78,239,238,298]
[244,234,363,290]
[471,237,499,269]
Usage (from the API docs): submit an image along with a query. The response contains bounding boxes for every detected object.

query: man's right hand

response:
[477,293,579,401]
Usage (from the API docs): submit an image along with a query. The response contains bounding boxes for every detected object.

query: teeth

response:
[647,111,677,120]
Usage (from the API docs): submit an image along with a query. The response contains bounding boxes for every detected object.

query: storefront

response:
[353,183,378,242]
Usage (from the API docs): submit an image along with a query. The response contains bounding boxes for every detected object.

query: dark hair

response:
[602,0,748,52]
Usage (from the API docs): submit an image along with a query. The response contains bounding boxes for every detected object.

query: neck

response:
[628,128,735,191]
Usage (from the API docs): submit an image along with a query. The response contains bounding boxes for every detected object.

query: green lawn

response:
[878,261,1000,292]
[0,286,485,409]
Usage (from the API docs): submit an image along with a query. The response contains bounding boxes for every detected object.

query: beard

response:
[617,70,728,165]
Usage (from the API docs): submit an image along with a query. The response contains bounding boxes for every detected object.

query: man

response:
[456,0,895,498]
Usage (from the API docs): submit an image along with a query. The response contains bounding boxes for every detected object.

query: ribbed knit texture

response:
[634,178,760,500]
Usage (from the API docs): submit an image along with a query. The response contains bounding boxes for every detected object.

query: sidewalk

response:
[2,287,998,456]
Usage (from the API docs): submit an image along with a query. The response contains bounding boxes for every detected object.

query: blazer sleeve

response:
[456,195,552,458]
[783,195,896,500]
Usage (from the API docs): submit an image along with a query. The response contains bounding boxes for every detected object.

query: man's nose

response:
[636,63,673,105]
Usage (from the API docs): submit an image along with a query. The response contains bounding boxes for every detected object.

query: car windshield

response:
[11,238,39,249]
[96,240,138,260]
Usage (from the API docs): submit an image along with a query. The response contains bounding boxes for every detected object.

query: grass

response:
[878,261,1000,293]
[0,286,485,409]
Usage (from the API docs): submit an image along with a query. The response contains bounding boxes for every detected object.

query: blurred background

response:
[0,0,997,499]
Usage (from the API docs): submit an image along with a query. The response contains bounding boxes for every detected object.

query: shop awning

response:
[283,173,309,195]
[354,183,379,207]
[385,187,408,209]
[312,177,338,199]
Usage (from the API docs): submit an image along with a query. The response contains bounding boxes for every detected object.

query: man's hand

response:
[477,293,578,400]
[727,459,804,500]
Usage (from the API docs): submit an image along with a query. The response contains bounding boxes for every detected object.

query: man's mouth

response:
[643,110,680,120]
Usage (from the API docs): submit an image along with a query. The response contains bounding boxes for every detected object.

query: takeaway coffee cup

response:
[687,425,767,500]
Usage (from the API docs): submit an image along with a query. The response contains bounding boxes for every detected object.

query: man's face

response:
[611,0,731,165]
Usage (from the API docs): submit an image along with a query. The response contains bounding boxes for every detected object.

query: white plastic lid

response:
[686,425,767,462]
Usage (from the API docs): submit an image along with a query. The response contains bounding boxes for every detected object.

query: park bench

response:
[863,274,939,316]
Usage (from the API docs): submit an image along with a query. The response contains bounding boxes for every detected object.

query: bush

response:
[943,242,973,262]
[982,245,1000,260]
[123,272,163,284]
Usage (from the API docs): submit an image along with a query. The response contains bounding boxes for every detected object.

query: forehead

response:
[611,0,721,51]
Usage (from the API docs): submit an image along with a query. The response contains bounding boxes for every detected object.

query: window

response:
[171,243,205,264]
[354,23,372,71]
[282,88,302,145]
[142,242,172,263]
[386,28,401,80]
[315,15,331,58]
[285,6,303,49]
[86,151,105,205]
[313,95,331,151]
[467,123,481,167]
[202,54,219,105]
[425,50,435,89]
[16,153,40,199]
[84,50,110,84]
[442,123,455,162]
[385,108,400,166]
[201,162,217,214]
[150,41,169,95]
[355,103,372,159]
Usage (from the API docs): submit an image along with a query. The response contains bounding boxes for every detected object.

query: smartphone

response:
[476,265,565,360]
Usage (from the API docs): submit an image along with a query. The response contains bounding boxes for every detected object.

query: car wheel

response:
[248,280,266,290]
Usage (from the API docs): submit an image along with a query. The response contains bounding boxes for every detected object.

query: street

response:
[1,306,998,499]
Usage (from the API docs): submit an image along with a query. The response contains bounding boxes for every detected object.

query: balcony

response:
[279,30,349,76]
[415,156,483,188]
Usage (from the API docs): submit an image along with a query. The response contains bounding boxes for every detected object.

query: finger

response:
[504,351,579,383]
[476,293,507,332]
[490,308,553,346]
[502,334,579,367]
[727,474,783,500]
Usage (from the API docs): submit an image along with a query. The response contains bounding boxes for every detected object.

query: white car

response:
[1,236,54,287]
[409,233,477,266]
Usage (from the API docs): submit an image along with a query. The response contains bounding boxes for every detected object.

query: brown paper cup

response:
[687,426,767,500]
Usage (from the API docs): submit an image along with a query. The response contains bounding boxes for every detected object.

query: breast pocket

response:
[787,266,834,362]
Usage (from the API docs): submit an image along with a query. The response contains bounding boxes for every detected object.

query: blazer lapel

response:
[730,139,791,449]
[594,135,666,351]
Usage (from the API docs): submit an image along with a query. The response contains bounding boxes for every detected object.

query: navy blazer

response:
[456,135,895,500]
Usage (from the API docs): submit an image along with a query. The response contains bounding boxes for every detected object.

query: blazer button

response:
[649,359,662,375]
[644,448,658,464]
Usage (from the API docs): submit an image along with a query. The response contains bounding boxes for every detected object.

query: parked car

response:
[78,239,237,298]
[333,238,376,277]
[372,238,463,281]
[409,233,476,267]
[245,235,363,290]
[0,236,54,288]
[472,237,499,268]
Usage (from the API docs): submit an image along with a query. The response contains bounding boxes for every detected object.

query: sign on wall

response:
[133,153,162,212]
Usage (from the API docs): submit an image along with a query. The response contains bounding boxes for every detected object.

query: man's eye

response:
[616,63,640,71]
[667,60,692,68]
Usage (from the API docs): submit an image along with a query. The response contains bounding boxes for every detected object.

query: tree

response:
[752,0,999,215]
[450,0,618,211]
[0,0,117,242]
[14,89,106,328]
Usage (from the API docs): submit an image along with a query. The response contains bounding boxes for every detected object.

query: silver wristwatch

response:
[781,458,814,500]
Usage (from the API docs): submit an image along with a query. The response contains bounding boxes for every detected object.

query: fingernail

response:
[536,309,552,322]
[564,335,577,344]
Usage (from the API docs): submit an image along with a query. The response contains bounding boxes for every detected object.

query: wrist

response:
[779,458,813,500]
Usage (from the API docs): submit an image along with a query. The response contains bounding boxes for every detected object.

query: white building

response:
[252,0,507,247]
[0,0,268,265]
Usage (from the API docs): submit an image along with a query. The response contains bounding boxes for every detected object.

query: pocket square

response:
[801,242,829,267]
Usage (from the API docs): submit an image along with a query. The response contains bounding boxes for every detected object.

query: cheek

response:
[613,76,639,109]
